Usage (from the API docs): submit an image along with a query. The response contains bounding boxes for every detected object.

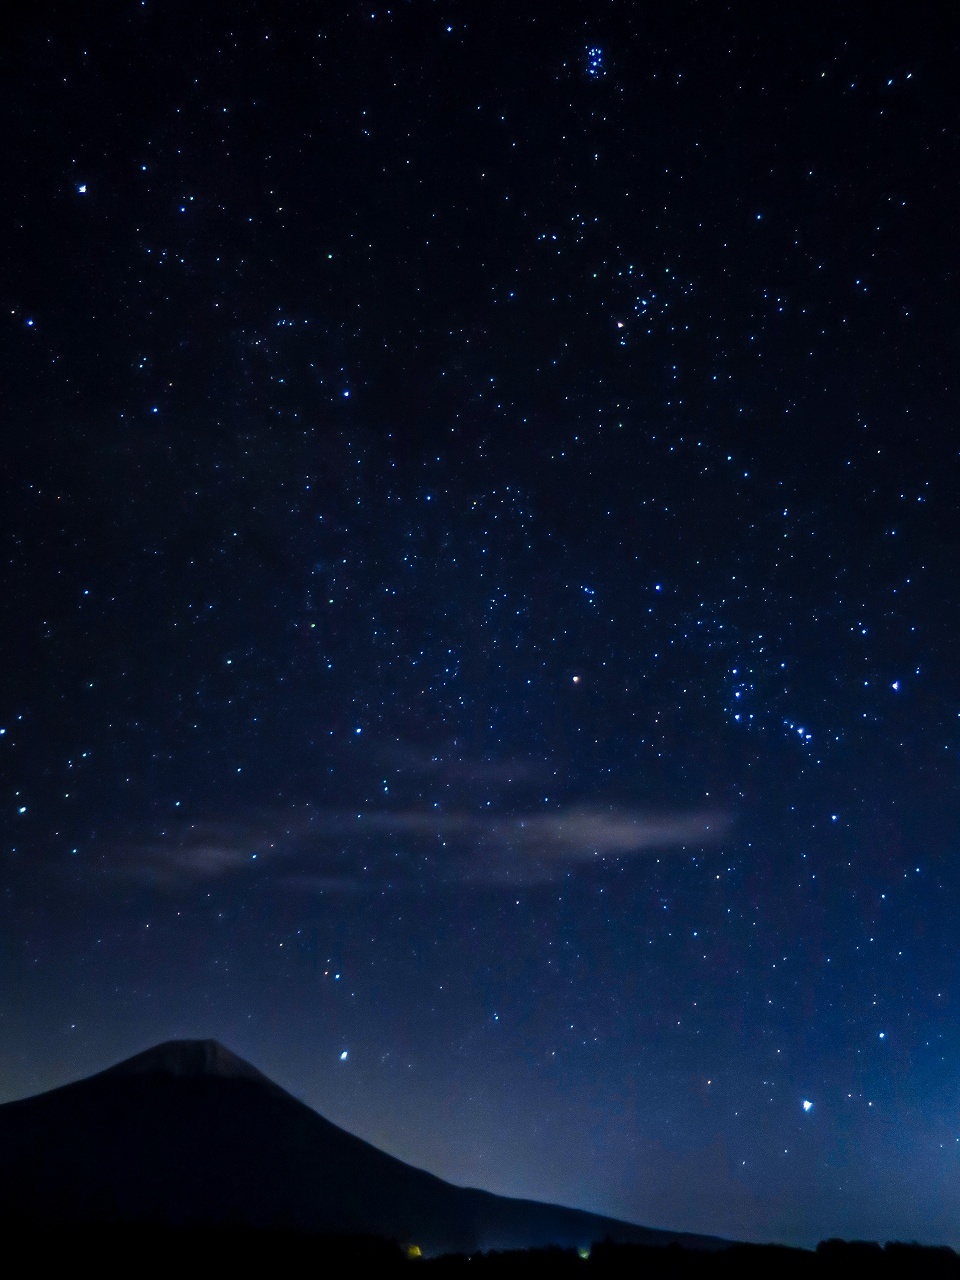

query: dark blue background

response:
[2,0,959,1248]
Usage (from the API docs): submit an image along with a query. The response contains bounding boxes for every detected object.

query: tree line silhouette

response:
[2,1223,957,1278]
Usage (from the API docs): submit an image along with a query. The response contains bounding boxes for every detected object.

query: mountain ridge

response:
[0,1040,730,1256]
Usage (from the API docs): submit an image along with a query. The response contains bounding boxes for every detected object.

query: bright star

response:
[802,1099,813,1112]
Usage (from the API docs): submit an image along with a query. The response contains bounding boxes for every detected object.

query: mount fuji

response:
[0,1039,727,1255]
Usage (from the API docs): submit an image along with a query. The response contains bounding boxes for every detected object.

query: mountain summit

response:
[0,1041,726,1255]
[101,1039,275,1086]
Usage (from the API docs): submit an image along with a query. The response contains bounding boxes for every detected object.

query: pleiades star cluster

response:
[2,0,960,1251]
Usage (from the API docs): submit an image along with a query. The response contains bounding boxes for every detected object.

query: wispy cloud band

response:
[112,804,730,891]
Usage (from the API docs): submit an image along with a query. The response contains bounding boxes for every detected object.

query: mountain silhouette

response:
[0,1039,728,1255]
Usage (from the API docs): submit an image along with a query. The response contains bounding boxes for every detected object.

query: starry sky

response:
[3,0,960,1251]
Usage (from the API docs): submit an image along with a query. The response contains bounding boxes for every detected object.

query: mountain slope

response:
[0,1040,727,1255]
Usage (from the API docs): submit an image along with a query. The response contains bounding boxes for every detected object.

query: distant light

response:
[879,1032,886,1040]
[18,806,27,814]
[77,183,87,194]
[339,1050,349,1061]
[572,675,581,684]
[342,389,350,397]
[354,726,362,734]
[892,680,900,691]
[25,318,34,327]
[802,1099,813,1112]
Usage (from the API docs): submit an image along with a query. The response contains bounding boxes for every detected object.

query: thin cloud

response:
[313,805,730,885]
[108,818,269,885]
[113,842,253,886]
[109,805,730,891]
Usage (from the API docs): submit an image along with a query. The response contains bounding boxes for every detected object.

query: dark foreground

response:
[5,1226,958,1278]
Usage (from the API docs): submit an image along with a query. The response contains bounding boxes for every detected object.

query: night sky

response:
[3,0,960,1251]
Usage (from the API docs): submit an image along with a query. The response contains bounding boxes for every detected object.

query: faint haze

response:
[106,802,730,890]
